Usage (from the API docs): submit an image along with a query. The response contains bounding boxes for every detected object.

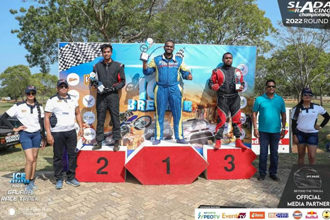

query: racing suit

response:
[143,54,190,141]
[208,65,247,149]
[93,60,125,142]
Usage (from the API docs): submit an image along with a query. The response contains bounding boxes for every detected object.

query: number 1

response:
[162,157,170,174]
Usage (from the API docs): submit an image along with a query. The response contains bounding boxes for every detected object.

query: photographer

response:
[91,44,126,151]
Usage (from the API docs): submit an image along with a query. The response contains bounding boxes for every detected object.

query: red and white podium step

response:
[203,145,257,180]
[125,140,209,185]
[76,145,127,183]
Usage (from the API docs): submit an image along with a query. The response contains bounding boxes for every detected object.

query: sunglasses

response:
[26,92,36,96]
[59,85,68,89]
[267,85,276,88]
[303,93,313,97]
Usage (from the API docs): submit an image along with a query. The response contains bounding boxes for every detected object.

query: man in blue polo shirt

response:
[252,79,286,181]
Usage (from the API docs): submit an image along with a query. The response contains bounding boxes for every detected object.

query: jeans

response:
[259,131,281,176]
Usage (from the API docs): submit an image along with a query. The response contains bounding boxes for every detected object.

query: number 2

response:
[97,157,108,174]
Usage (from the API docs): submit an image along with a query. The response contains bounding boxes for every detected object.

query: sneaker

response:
[92,142,102,150]
[25,184,34,194]
[257,175,265,181]
[113,141,120,152]
[29,180,38,190]
[152,140,161,145]
[55,180,63,190]
[269,175,280,182]
[66,178,80,187]
[235,139,248,149]
[176,139,188,144]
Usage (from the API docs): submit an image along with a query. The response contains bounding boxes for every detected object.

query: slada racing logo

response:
[287,1,330,13]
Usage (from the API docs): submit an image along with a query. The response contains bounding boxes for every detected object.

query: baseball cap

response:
[25,86,37,93]
[302,88,313,95]
[57,79,69,87]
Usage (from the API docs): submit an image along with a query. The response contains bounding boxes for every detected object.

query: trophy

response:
[140,38,154,61]
[89,71,105,93]
[235,69,242,90]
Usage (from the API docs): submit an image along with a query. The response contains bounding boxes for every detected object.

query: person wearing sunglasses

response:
[0,86,45,192]
[252,79,286,181]
[44,79,83,189]
[291,88,329,164]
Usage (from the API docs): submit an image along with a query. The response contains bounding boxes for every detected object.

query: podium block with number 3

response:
[76,146,127,182]
[125,143,208,185]
[203,146,257,180]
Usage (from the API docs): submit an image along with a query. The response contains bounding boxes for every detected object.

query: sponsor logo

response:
[84,74,90,86]
[287,1,330,13]
[293,210,303,219]
[237,64,249,76]
[68,89,80,100]
[306,211,318,219]
[10,173,29,184]
[268,212,289,218]
[197,212,220,219]
[83,112,95,124]
[67,73,80,86]
[250,212,265,219]
[323,210,330,219]
[221,212,246,219]
[83,95,95,108]
[83,128,96,141]
[21,110,26,113]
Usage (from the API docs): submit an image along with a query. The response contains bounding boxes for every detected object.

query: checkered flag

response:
[59,43,103,72]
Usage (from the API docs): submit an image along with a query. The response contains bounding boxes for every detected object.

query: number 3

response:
[224,155,235,172]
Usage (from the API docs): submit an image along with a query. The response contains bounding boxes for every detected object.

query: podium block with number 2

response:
[125,145,208,185]
[76,146,127,182]
[203,146,257,180]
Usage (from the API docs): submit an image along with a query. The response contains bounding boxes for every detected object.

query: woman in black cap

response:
[0,86,45,192]
[291,88,330,164]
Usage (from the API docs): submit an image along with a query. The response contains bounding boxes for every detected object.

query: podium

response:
[76,145,127,182]
[203,145,257,180]
[125,141,209,185]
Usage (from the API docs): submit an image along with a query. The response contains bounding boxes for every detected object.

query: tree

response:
[149,0,275,53]
[0,65,32,101]
[30,73,58,104]
[11,0,275,71]
[10,0,162,72]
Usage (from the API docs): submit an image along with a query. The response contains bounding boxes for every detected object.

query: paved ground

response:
[0,169,290,220]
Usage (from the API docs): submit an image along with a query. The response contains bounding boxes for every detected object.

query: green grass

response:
[0,145,54,171]
[0,100,329,172]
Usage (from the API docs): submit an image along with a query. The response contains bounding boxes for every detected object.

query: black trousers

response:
[96,92,121,142]
[52,129,77,181]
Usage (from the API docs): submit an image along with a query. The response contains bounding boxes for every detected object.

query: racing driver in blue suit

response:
[142,40,193,145]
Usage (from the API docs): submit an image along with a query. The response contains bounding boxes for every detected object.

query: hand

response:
[187,73,193,80]
[13,125,27,132]
[211,84,220,91]
[78,128,83,137]
[280,130,285,139]
[239,85,244,91]
[293,135,299,144]
[314,124,321,130]
[47,134,54,146]
[40,138,47,149]
[254,129,259,138]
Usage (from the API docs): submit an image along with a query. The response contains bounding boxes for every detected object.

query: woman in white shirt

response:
[291,88,330,164]
[0,86,45,192]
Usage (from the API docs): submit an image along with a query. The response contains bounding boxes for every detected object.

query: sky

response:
[0,0,282,76]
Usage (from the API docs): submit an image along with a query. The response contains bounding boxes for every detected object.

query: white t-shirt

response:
[45,94,78,132]
[6,102,44,133]
[291,103,326,133]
